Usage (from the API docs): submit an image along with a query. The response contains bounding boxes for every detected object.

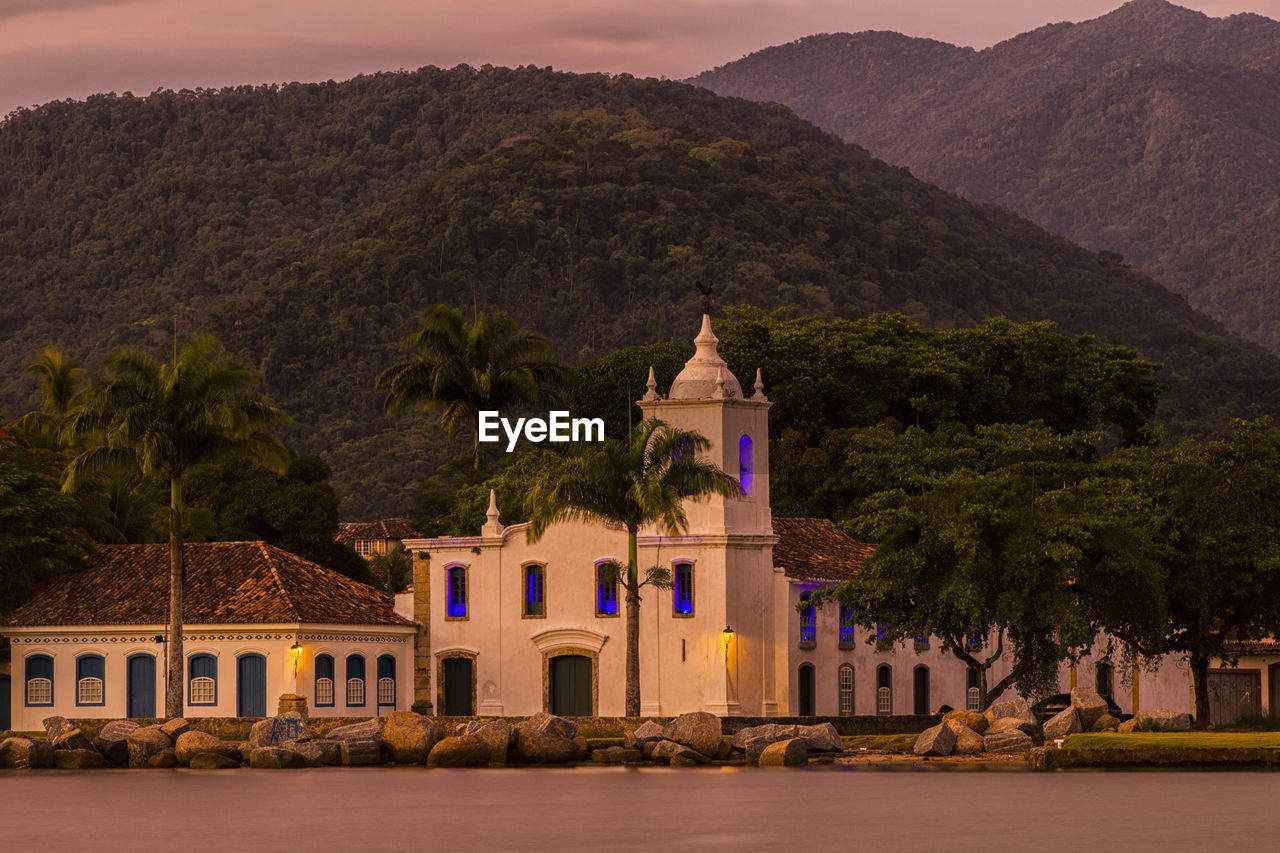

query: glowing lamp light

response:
[290,640,302,661]
[722,625,735,662]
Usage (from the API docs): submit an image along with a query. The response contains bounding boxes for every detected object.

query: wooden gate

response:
[1208,669,1260,724]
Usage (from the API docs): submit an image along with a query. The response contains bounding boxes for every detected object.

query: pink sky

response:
[2,1,1278,116]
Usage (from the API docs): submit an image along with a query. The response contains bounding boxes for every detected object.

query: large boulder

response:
[624,720,666,750]
[987,716,1037,738]
[913,723,956,757]
[249,746,308,769]
[326,717,384,742]
[175,731,240,766]
[952,725,987,755]
[1137,709,1193,731]
[382,711,439,764]
[758,738,808,767]
[796,723,843,753]
[0,737,54,769]
[189,753,240,770]
[54,748,107,769]
[127,727,174,768]
[281,740,331,767]
[146,748,177,768]
[730,723,797,751]
[339,734,382,766]
[942,709,988,734]
[42,716,94,751]
[985,696,1033,724]
[468,719,512,765]
[1042,707,1082,741]
[1070,687,1109,730]
[651,739,709,765]
[426,734,491,768]
[1118,718,1139,734]
[661,712,722,758]
[93,720,140,765]
[513,727,579,764]
[984,727,1033,754]
[160,718,191,741]
[516,711,578,741]
[249,712,312,748]
[744,735,775,765]
[1091,714,1120,733]
[592,747,643,764]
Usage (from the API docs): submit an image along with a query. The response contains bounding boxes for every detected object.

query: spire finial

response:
[642,365,659,401]
[752,367,766,401]
[482,488,504,536]
[713,366,727,399]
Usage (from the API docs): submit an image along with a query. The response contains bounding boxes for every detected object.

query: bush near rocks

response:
[913,723,957,756]
[759,738,808,767]
[662,712,722,758]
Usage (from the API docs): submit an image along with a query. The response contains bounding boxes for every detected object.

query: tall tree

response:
[12,349,85,449]
[526,418,741,716]
[376,305,567,467]
[63,336,288,716]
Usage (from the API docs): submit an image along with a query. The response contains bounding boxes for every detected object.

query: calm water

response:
[2,765,1276,852]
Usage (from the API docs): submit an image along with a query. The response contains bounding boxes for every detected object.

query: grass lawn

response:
[841,734,917,753]
[1065,732,1280,750]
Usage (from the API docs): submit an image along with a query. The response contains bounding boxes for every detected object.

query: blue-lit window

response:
[596,562,619,617]
[25,654,53,706]
[799,593,816,646]
[346,654,366,706]
[738,434,754,496]
[875,621,889,643]
[523,564,545,617]
[447,565,468,618]
[914,633,930,652]
[76,654,105,706]
[839,604,856,646]
[315,654,335,707]
[673,562,694,616]
[188,654,218,706]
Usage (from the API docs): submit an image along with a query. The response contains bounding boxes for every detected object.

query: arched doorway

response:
[913,665,930,715]
[798,663,815,716]
[236,653,267,718]
[127,653,156,718]
[549,654,592,716]
[441,656,474,716]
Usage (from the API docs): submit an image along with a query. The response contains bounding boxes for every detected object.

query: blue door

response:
[127,654,156,719]
[237,654,267,718]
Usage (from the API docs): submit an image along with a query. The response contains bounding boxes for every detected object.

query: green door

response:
[550,655,592,716]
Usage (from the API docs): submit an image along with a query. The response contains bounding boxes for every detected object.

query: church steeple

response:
[667,315,743,400]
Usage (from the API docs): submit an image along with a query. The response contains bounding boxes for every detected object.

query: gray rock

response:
[249,712,312,748]
[160,718,191,741]
[952,724,986,755]
[146,748,177,768]
[54,748,107,769]
[1137,709,1192,731]
[730,723,797,751]
[1091,714,1120,733]
[1042,707,1082,741]
[625,720,666,750]
[985,696,1034,728]
[381,711,439,764]
[744,735,775,765]
[304,738,342,766]
[987,716,1038,738]
[127,727,173,768]
[471,719,512,765]
[591,747,644,764]
[513,727,579,764]
[1070,687,1109,730]
[650,739,710,765]
[1118,718,1138,734]
[984,727,1033,754]
[93,720,140,765]
[661,712,722,758]
[0,737,54,769]
[189,753,240,769]
[326,717,384,742]
[175,731,239,766]
[797,723,843,753]
[426,734,491,768]
[231,740,255,762]
[516,711,578,741]
[282,740,329,767]
[339,734,382,766]
[649,740,681,763]
[758,738,808,767]
[942,709,989,734]
[249,746,308,769]
[42,716,94,751]
[913,723,956,757]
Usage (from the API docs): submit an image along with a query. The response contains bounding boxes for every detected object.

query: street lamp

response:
[722,625,734,662]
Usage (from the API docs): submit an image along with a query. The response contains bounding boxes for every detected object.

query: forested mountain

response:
[2,63,1278,517]
[691,0,1280,351]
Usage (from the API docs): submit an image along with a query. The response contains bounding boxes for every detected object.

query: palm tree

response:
[376,305,566,467]
[526,418,742,716]
[12,349,85,448]
[371,543,414,594]
[64,336,288,717]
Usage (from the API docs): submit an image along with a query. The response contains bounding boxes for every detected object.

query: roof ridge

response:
[258,541,299,620]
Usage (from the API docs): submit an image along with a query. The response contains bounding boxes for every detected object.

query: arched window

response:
[966,668,980,711]
[446,565,468,618]
[738,434,754,496]
[595,562,619,617]
[838,604,856,648]
[799,592,816,646]
[188,653,218,706]
[673,562,694,616]
[377,655,396,707]
[1095,662,1115,698]
[76,654,105,706]
[346,654,366,706]
[876,664,893,716]
[913,665,930,715]
[523,564,545,618]
[25,654,53,706]
[838,664,855,716]
[314,654,335,707]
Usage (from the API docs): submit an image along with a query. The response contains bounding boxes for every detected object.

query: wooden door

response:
[550,655,592,716]
[1208,670,1261,724]
[443,657,474,716]
[236,653,267,718]
[127,654,156,718]
[798,664,815,716]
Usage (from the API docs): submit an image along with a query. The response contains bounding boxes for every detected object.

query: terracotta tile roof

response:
[335,518,417,545]
[772,517,875,584]
[5,542,413,628]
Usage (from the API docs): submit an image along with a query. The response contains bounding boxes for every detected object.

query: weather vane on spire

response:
[695,279,714,316]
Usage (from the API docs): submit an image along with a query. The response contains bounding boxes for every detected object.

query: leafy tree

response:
[371,543,413,594]
[526,419,742,716]
[0,427,93,616]
[12,350,85,449]
[377,305,567,468]
[63,336,289,716]
[566,343,691,438]
[817,422,1159,708]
